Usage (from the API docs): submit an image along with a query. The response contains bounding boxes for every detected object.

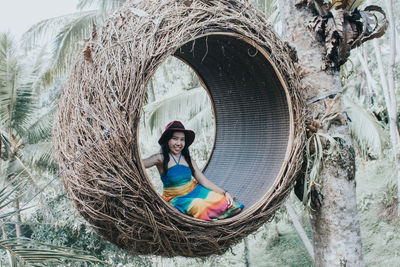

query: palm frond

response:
[343,96,386,155]
[0,33,45,134]
[50,10,105,75]
[253,0,277,19]
[36,68,56,91]
[0,204,32,221]
[186,107,214,134]
[97,0,127,13]
[0,238,103,266]
[78,0,127,12]
[0,179,32,221]
[25,46,54,94]
[0,181,26,211]
[10,80,36,134]
[35,153,59,173]
[5,158,26,180]
[144,87,210,133]
[21,12,91,50]
[77,0,98,9]
[23,105,56,144]
[20,142,58,172]
[0,33,19,129]
[0,32,17,59]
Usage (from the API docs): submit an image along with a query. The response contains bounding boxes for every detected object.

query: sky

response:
[0,0,80,40]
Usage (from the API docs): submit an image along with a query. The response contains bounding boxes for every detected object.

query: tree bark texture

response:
[14,198,22,238]
[280,1,365,266]
[384,0,400,216]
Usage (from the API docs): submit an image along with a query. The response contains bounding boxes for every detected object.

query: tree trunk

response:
[14,198,22,238]
[384,0,400,216]
[285,201,314,260]
[373,39,389,97]
[243,237,251,267]
[280,1,365,266]
[357,51,378,93]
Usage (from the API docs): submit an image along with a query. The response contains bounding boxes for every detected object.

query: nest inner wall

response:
[175,34,290,209]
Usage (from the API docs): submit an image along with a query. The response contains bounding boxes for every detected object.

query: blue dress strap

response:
[169,152,182,165]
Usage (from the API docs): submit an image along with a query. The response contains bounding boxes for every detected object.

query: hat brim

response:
[158,128,195,147]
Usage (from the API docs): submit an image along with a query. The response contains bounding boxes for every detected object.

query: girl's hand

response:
[225,192,234,208]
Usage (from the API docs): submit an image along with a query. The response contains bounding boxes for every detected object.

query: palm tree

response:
[0,30,106,267]
[22,0,127,76]
[0,32,57,173]
[0,31,58,243]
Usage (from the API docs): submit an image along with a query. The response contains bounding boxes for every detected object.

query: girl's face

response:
[168,131,185,155]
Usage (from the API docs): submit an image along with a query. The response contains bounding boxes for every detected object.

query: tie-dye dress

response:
[161,154,244,221]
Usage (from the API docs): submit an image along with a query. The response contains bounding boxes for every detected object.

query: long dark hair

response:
[160,131,195,175]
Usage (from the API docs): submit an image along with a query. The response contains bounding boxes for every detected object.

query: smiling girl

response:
[143,121,243,221]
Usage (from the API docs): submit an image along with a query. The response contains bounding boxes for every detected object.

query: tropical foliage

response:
[22,0,127,76]
[0,33,56,175]
[0,181,103,266]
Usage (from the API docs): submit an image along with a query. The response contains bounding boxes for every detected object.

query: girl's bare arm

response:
[143,153,163,168]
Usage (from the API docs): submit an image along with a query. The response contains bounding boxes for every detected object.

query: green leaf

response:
[145,86,210,133]
[50,10,104,75]
[20,141,58,172]
[343,96,386,155]
[0,181,26,211]
[0,32,49,138]
[23,105,56,144]
[77,0,126,13]
[0,238,104,266]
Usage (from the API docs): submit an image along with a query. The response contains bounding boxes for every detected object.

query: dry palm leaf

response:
[350,5,388,48]
[305,0,387,68]
[83,46,93,64]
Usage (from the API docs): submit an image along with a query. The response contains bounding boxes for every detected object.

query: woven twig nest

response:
[54,0,305,257]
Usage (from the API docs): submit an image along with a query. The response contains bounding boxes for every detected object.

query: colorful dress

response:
[161,153,244,221]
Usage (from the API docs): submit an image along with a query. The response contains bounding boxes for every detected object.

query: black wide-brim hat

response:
[158,120,195,146]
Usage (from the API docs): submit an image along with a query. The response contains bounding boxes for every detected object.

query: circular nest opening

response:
[172,33,293,213]
[54,0,305,257]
